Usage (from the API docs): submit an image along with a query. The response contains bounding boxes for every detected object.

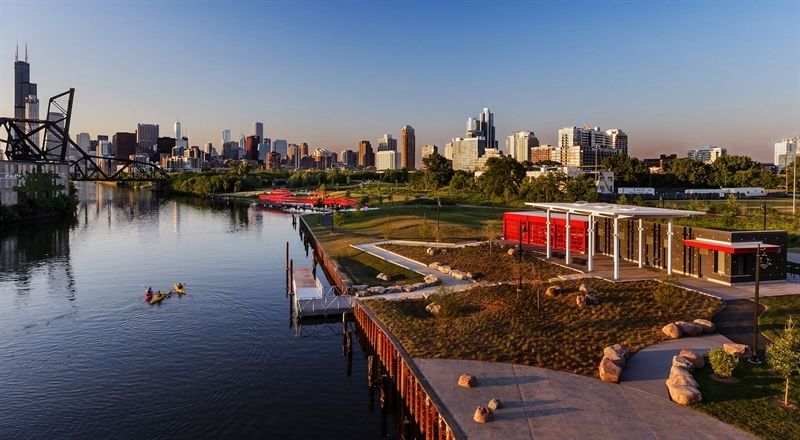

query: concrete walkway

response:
[415,358,754,440]
[350,242,474,300]
[620,334,732,398]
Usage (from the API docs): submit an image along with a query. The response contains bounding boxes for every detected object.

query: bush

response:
[427,287,464,318]
[707,347,739,378]
[653,278,684,309]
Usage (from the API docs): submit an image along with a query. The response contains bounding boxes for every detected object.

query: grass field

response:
[306,206,504,286]
[761,295,800,341]
[694,361,800,440]
[367,279,722,376]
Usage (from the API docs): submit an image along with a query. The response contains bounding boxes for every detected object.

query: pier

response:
[291,267,353,318]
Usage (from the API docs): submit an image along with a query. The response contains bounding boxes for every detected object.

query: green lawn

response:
[306,206,503,286]
[694,361,800,440]
[761,295,800,341]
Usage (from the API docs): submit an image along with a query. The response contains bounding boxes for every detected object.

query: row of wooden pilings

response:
[354,302,462,440]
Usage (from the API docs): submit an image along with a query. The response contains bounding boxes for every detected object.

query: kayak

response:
[149,292,166,304]
[173,283,186,295]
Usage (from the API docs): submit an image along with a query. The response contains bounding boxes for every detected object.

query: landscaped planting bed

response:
[379,243,574,282]
[367,279,723,377]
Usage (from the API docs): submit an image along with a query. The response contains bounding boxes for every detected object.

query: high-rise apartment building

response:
[259,138,271,162]
[774,138,799,170]
[358,140,375,168]
[445,137,484,171]
[300,143,309,157]
[400,125,415,170]
[14,44,37,120]
[557,125,628,167]
[340,149,358,167]
[505,131,540,162]
[136,123,159,153]
[376,150,401,170]
[377,134,397,152]
[688,146,727,164]
[222,129,232,144]
[254,122,264,140]
[421,144,438,164]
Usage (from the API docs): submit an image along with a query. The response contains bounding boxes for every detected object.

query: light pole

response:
[751,244,770,363]
[794,148,797,215]
[517,223,527,299]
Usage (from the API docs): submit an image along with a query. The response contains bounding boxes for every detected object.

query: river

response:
[0,184,388,439]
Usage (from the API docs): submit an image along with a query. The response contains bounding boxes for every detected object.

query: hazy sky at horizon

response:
[0,0,798,162]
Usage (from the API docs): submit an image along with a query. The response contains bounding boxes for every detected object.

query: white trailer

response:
[617,187,655,195]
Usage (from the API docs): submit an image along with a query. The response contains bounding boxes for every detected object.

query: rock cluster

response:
[426,247,449,256]
[353,275,442,297]
[665,349,702,405]
[426,303,441,315]
[545,285,561,298]
[661,318,716,339]
[376,273,392,282]
[598,344,629,383]
[723,342,751,358]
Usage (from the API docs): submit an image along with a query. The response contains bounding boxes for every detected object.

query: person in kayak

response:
[144,287,153,302]
[176,282,183,290]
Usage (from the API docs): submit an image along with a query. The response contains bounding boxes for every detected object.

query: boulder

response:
[401,284,416,293]
[376,273,392,282]
[458,374,477,388]
[384,286,401,294]
[426,247,436,256]
[662,323,682,339]
[675,321,703,337]
[450,270,467,280]
[351,284,369,291]
[603,344,630,364]
[355,290,370,298]
[473,405,493,423]
[488,398,503,410]
[467,272,484,281]
[545,285,561,298]
[428,262,442,270]
[678,349,705,369]
[723,343,751,359]
[575,294,587,308]
[426,303,441,315]
[412,283,428,290]
[579,283,595,294]
[666,383,702,405]
[507,248,516,257]
[666,371,699,388]
[693,319,716,333]
[669,365,692,378]
[367,286,386,295]
[599,357,623,383]
[672,355,695,371]
[438,265,452,275]
[424,274,440,285]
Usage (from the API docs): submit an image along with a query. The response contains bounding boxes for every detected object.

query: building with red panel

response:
[246,135,260,162]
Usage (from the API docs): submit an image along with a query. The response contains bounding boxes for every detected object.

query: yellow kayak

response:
[173,283,186,295]
[149,292,166,304]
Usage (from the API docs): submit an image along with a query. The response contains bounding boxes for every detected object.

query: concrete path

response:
[415,358,754,440]
[620,334,732,398]
[350,242,473,300]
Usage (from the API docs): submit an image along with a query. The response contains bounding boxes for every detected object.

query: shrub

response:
[707,347,739,378]
[428,287,463,318]
[653,278,684,309]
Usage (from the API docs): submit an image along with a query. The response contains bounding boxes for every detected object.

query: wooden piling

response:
[289,259,294,295]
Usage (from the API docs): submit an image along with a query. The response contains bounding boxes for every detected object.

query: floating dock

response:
[292,267,353,317]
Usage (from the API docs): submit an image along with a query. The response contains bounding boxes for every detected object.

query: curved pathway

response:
[415,358,754,439]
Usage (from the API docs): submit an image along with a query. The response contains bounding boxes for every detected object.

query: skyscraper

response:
[14,44,37,120]
[254,122,264,139]
[174,121,182,140]
[464,108,496,149]
[400,125,415,170]
[245,136,260,161]
[222,129,232,144]
[76,133,91,153]
[377,134,397,152]
[557,125,628,167]
[273,139,288,158]
[421,144,438,166]
[136,123,159,153]
[112,132,137,160]
[24,94,39,148]
[358,140,374,168]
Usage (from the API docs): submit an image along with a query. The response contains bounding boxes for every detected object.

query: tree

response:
[767,316,800,407]
[564,174,598,202]
[709,155,760,188]
[483,221,499,254]
[668,158,711,187]
[520,173,566,202]
[422,152,454,188]
[602,154,649,187]
[332,210,345,230]
[477,155,526,198]
[449,170,473,190]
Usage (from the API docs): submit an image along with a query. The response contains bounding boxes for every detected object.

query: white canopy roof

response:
[524,202,704,219]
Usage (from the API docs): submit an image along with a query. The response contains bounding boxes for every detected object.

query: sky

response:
[0,0,798,163]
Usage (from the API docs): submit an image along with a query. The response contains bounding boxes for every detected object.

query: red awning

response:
[683,239,781,254]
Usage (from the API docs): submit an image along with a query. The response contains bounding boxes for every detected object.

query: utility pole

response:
[794,147,797,215]
[751,243,762,363]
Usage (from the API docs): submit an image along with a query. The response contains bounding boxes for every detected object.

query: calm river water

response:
[0,184,388,439]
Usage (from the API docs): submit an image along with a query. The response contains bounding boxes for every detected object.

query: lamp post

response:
[517,223,527,299]
[793,148,797,215]
[751,244,770,363]
[436,196,441,231]
[762,202,767,231]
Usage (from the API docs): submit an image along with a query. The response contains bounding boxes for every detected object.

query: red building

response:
[503,211,587,253]
[245,135,260,162]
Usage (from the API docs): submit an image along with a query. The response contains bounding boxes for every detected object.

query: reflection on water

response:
[0,183,393,439]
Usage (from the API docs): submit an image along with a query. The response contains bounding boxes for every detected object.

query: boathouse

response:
[503,202,787,285]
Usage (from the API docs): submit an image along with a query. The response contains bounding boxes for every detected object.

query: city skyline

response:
[0,1,798,163]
